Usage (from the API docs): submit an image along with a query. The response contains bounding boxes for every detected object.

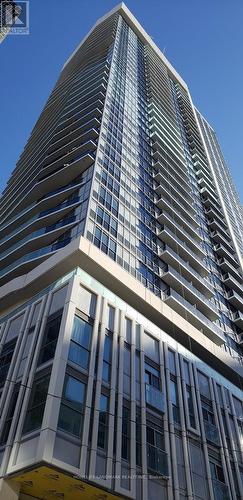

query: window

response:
[121,406,130,460]
[0,339,17,387]
[0,385,19,445]
[38,313,62,366]
[210,461,225,483]
[17,326,35,378]
[69,315,92,370]
[170,378,180,424]
[186,386,196,428]
[136,411,142,466]
[146,424,167,475]
[145,362,161,390]
[123,344,131,396]
[102,332,112,382]
[23,376,50,434]
[58,374,85,437]
[97,394,109,449]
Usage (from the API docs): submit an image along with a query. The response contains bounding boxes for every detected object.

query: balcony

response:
[39,139,97,180]
[154,170,193,202]
[210,231,234,254]
[58,98,104,130]
[153,161,191,193]
[157,200,200,238]
[158,226,207,275]
[160,244,213,296]
[46,127,99,162]
[52,116,100,145]
[205,207,226,227]
[0,183,82,248]
[152,147,188,181]
[233,311,243,329]
[163,288,224,345]
[222,273,243,296]
[0,238,69,286]
[0,217,77,281]
[158,215,204,258]
[161,265,219,320]
[201,186,220,207]
[214,243,239,268]
[204,420,220,446]
[197,172,214,188]
[156,189,197,228]
[0,203,80,266]
[56,105,102,137]
[147,445,169,477]
[217,258,242,282]
[155,181,194,213]
[212,480,230,500]
[145,384,165,412]
[150,126,186,166]
[226,290,243,312]
[207,218,229,237]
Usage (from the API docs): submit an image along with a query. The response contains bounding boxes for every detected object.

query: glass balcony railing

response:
[0,234,72,279]
[39,150,95,182]
[0,215,77,261]
[163,288,224,343]
[204,420,220,446]
[162,265,218,318]
[0,197,80,248]
[212,480,230,500]
[145,384,165,412]
[147,445,169,477]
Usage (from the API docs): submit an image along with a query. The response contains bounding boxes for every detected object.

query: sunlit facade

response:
[0,4,242,499]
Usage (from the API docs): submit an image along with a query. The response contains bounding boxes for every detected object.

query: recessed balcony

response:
[157,213,204,256]
[217,258,242,282]
[161,265,219,320]
[212,480,230,500]
[207,218,229,237]
[163,288,224,345]
[147,445,169,478]
[232,311,243,329]
[222,273,243,296]
[210,231,234,254]
[201,186,220,206]
[226,290,243,312]
[204,420,220,446]
[205,207,226,226]
[214,244,239,268]
[202,197,222,216]
[158,226,207,275]
[160,244,213,296]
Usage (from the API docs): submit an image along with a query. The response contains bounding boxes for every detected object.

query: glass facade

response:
[0,4,242,500]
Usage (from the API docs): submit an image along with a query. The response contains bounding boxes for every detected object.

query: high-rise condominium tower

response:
[0,4,242,500]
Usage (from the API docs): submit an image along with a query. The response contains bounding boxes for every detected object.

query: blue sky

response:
[0,0,242,200]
